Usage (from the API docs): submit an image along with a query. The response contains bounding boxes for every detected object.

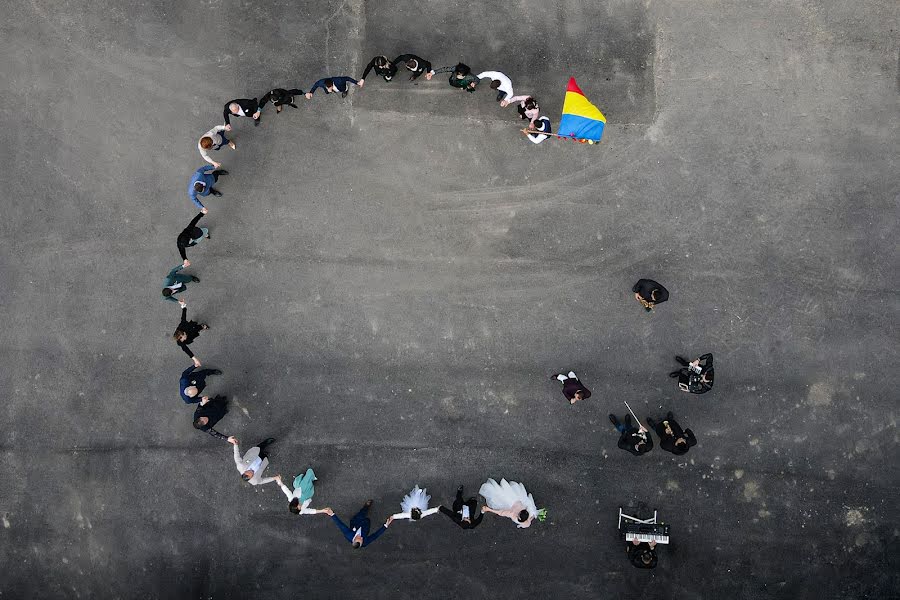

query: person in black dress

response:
[358,55,397,86]
[670,353,714,394]
[608,414,653,456]
[647,411,697,456]
[177,212,209,267]
[193,395,232,441]
[439,485,484,530]
[260,88,304,113]
[173,306,208,367]
[551,371,591,405]
[632,278,669,311]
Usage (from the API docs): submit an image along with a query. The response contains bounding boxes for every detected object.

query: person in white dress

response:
[391,485,440,521]
[479,478,539,528]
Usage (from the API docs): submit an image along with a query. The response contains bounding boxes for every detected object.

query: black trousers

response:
[256,438,274,459]
[452,487,478,515]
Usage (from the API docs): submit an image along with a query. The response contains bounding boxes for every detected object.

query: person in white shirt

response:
[275,468,330,515]
[477,71,514,103]
[230,437,279,486]
[390,485,440,522]
[197,125,236,169]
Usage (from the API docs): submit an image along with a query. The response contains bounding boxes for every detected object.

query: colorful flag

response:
[558,77,606,143]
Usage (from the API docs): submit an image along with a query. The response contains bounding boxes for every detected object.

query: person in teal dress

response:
[275,468,330,516]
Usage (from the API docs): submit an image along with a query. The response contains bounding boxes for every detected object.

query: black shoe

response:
[667,411,674,421]
[200,323,209,330]
[216,169,229,176]
[210,189,222,197]
[253,119,260,126]
[646,418,656,429]
[669,371,681,378]
[675,356,688,365]
[191,276,200,282]
[624,414,632,426]
[608,414,619,426]
[259,437,276,446]
[341,91,349,98]
[210,369,222,375]
[457,485,464,494]
[550,373,561,382]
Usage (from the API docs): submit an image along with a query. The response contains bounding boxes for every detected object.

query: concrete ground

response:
[1,0,898,598]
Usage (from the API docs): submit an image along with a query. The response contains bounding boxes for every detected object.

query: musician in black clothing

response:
[608,414,653,456]
[647,412,697,456]
[223,98,261,129]
[260,88,303,113]
[632,278,669,311]
[193,395,232,441]
[627,541,658,569]
[173,306,208,367]
[439,485,484,530]
[177,212,209,267]
[392,54,434,81]
[670,353,714,394]
[358,55,397,85]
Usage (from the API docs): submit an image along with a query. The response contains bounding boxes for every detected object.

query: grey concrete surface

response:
[0,0,898,598]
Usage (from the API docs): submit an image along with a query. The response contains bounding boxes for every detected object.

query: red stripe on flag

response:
[566,77,584,96]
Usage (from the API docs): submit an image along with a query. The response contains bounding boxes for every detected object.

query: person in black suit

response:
[223,98,261,128]
[193,395,232,441]
[670,353,714,394]
[608,414,653,456]
[647,412,697,456]
[627,541,658,569]
[632,278,669,311]
[439,485,484,529]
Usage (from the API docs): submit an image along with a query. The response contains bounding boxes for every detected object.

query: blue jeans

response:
[614,423,627,434]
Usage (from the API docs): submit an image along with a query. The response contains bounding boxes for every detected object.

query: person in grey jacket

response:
[231,437,280,486]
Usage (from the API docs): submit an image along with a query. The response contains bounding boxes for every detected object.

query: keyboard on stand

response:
[622,523,670,545]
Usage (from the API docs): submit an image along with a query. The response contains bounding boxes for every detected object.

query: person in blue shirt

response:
[162,264,198,304]
[188,165,228,211]
[179,363,222,404]
[325,500,393,548]
[305,76,359,99]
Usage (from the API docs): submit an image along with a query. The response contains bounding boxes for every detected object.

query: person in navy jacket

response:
[305,77,359,99]
[187,165,228,211]
[179,363,222,404]
[325,500,393,548]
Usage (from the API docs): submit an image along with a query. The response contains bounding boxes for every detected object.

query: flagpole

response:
[520,129,602,144]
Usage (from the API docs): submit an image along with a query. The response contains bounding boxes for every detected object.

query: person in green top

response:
[435,63,479,93]
[161,263,199,304]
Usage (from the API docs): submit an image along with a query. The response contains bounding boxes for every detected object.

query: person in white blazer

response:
[229,437,279,486]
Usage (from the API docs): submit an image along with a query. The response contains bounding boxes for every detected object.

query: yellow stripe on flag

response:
[562,91,606,123]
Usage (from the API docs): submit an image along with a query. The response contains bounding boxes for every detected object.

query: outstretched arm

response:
[306,79,326,96]
[277,480,293,500]
[205,428,229,441]
[330,515,354,541]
